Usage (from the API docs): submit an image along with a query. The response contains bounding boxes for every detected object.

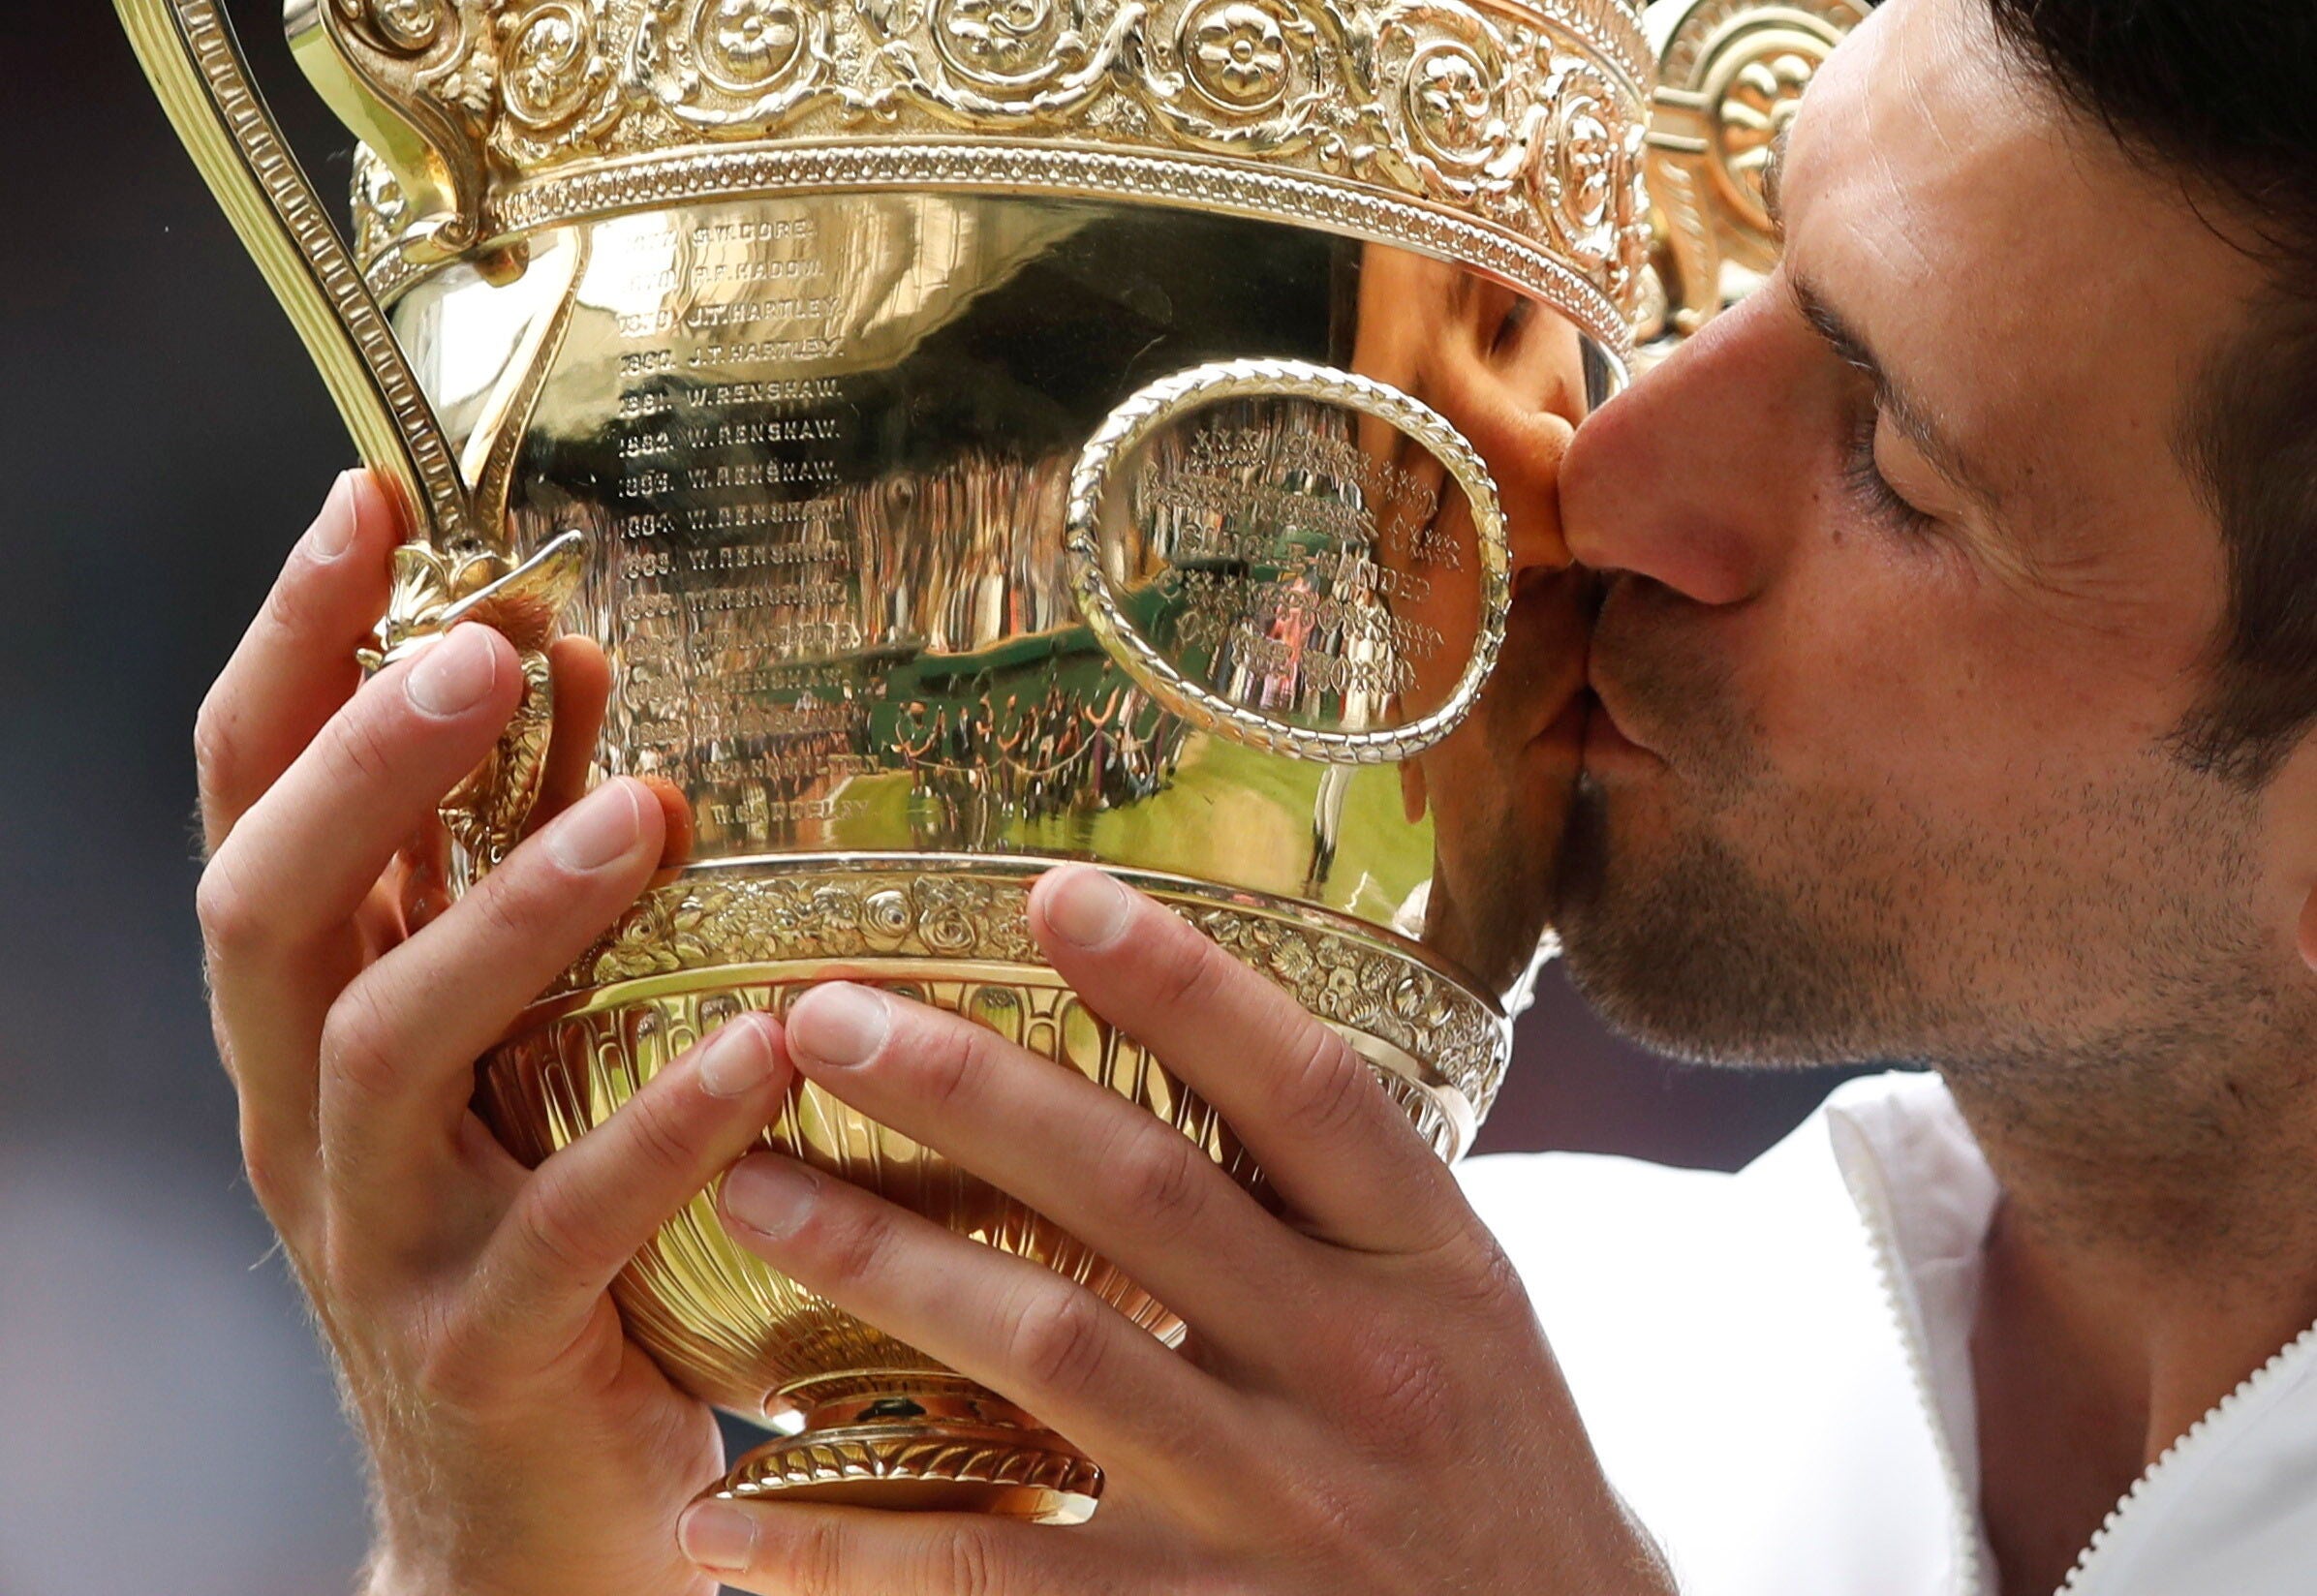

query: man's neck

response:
[1947,1071,2317,1596]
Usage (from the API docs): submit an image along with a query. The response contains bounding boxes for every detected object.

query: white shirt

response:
[1457,1070,2317,1595]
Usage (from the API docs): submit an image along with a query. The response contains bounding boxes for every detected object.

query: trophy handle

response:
[1640,0,1871,350]
[114,0,481,555]
[1066,358,1512,767]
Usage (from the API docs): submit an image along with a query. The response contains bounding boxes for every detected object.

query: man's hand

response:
[687,866,1674,1595]
[197,473,795,1596]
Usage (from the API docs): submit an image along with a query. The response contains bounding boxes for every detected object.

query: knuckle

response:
[470,837,608,952]
[261,549,332,637]
[318,981,403,1109]
[1152,924,1233,1014]
[323,698,404,796]
[408,1297,500,1410]
[194,850,270,954]
[611,1086,706,1185]
[469,864,552,945]
[1445,1233,1533,1326]
[237,1129,307,1222]
[1006,1284,1109,1399]
[506,1175,607,1285]
[788,1515,849,1596]
[812,1201,897,1288]
[1102,1121,1207,1238]
[915,1018,990,1111]
[1273,1026,1371,1141]
[935,1526,1000,1596]
[1270,1460,1369,1562]
[1336,1321,1458,1456]
[192,691,240,809]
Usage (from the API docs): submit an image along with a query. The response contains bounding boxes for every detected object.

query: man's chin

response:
[1549,782,1889,1071]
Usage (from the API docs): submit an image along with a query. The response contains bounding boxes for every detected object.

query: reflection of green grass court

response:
[811,620,1433,926]
[1010,738,1430,926]
[822,740,1428,927]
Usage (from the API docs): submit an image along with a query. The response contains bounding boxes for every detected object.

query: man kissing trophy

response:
[119,0,1887,1576]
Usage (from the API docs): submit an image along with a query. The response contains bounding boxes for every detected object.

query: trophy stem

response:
[720,1374,1100,1524]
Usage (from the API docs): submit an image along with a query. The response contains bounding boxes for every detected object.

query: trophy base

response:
[718,1379,1099,1524]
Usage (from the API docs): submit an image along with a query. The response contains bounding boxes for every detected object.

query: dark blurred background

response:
[0,4,1858,1590]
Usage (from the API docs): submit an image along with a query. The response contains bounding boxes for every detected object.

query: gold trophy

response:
[120,0,1854,1522]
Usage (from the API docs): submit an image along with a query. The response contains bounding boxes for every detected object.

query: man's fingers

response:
[197,471,400,855]
[1028,866,1467,1256]
[478,1012,794,1354]
[527,635,612,832]
[682,1499,1148,1596]
[200,623,524,1171]
[201,624,524,959]
[716,1150,1241,1500]
[318,778,666,1233]
[778,983,1313,1344]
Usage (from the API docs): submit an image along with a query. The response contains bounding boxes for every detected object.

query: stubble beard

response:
[1550,684,2317,1255]
[1553,770,1935,1070]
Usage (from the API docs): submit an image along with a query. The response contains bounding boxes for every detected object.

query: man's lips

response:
[1534,689,1589,750]
[1580,678,1662,768]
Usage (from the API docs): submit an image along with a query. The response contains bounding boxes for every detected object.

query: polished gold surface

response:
[119,0,1804,1520]
[401,187,1579,1509]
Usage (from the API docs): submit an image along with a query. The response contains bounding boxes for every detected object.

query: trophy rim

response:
[509,850,1513,1148]
[362,146,1638,371]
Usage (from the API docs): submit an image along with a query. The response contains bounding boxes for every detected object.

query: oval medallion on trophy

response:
[1067,359,1511,764]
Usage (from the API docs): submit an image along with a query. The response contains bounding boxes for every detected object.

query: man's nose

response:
[1560,292,1816,605]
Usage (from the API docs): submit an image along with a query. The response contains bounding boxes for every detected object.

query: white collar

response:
[1821,1071,2317,1596]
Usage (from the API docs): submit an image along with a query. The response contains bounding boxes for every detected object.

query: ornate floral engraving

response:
[697,0,809,91]
[351,145,412,266]
[338,0,454,56]
[1184,1,1291,111]
[493,0,623,159]
[863,0,1146,120]
[629,0,837,130]
[310,0,496,259]
[1708,37,1812,226]
[336,0,1654,351]
[1191,903,1500,1122]
[565,863,1507,1124]
[1393,16,1510,176]
[1537,56,1644,291]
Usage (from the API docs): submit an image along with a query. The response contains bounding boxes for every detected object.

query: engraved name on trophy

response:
[120,0,1852,1522]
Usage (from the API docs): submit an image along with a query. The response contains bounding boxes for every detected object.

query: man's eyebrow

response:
[1790,274,1992,505]
[1761,124,1791,235]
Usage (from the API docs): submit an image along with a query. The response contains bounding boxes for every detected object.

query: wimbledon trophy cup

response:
[121,0,1858,1520]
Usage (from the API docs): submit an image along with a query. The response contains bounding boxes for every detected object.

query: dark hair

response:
[1985,0,2317,785]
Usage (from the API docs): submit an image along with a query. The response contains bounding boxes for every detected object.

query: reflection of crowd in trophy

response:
[890,676,1186,839]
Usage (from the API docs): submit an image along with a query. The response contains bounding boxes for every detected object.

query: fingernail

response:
[309,473,357,561]
[723,1155,820,1242]
[405,624,498,718]
[544,780,647,873]
[1047,868,1131,949]
[788,983,888,1068]
[695,1016,777,1099]
[678,1499,757,1573]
